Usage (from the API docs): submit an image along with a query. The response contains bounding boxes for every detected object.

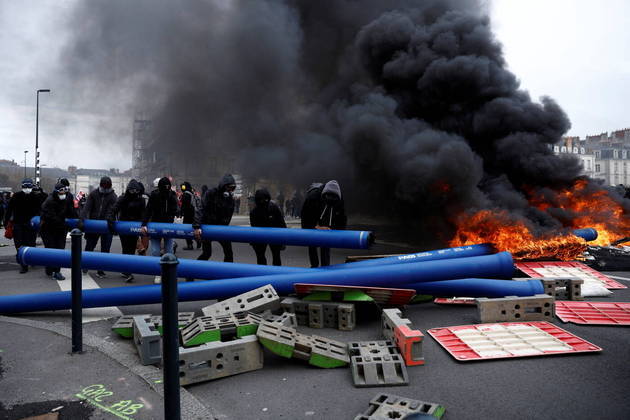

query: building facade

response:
[556,128,630,187]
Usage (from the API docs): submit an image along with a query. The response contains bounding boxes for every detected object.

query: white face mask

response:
[22,188,32,194]
[58,194,67,200]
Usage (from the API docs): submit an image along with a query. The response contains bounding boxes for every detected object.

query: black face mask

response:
[159,185,171,194]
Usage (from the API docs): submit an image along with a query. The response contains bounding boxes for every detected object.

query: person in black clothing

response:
[40,182,78,279]
[31,185,48,209]
[301,180,347,267]
[180,181,199,250]
[81,176,118,278]
[140,177,179,261]
[107,179,145,282]
[4,178,41,273]
[292,191,303,218]
[250,188,286,266]
[193,174,236,262]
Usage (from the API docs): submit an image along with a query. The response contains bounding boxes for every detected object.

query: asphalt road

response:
[0,216,629,419]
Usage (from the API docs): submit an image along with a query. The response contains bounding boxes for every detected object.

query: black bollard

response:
[160,253,180,420]
[70,228,83,353]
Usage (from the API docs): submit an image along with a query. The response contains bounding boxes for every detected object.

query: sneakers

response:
[52,272,66,281]
[95,270,106,278]
[121,273,134,283]
[154,276,161,284]
[19,265,28,274]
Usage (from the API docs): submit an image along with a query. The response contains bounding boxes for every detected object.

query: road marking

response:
[606,275,630,282]
[58,269,123,322]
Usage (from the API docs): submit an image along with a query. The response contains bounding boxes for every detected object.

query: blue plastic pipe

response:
[572,228,598,242]
[17,243,495,280]
[1,252,514,313]
[324,243,495,270]
[30,216,373,249]
[410,278,544,297]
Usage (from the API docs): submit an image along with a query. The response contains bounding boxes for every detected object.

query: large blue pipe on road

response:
[17,243,495,279]
[411,278,544,297]
[1,252,514,313]
[30,216,374,249]
[572,228,598,242]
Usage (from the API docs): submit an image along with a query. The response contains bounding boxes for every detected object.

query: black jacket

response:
[250,189,286,228]
[301,182,347,230]
[4,191,41,225]
[181,186,196,223]
[194,174,235,228]
[40,192,78,232]
[82,188,117,220]
[107,180,146,222]
[142,187,178,226]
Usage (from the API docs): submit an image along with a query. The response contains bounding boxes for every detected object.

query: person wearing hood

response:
[3,178,41,273]
[141,177,179,265]
[40,182,78,280]
[180,181,200,250]
[249,188,287,266]
[193,174,236,263]
[80,176,118,278]
[107,179,145,282]
[301,180,347,267]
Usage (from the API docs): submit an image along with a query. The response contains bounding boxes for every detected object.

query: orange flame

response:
[450,179,630,260]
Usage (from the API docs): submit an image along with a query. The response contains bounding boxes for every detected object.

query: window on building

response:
[561,146,567,153]
[553,146,560,153]
[595,164,601,173]
[586,160,591,170]
[595,151,601,158]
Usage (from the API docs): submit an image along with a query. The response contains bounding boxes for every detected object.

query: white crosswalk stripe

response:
[58,268,123,323]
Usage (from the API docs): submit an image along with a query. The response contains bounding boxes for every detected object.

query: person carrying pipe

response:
[193,174,236,263]
[301,180,347,267]
[79,176,118,278]
[249,188,287,266]
[180,181,201,250]
[140,177,179,283]
[3,178,41,273]
[107,179,145,282]
[40,182,78,280]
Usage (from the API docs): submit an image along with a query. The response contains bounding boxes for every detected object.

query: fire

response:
[450,179,630,260]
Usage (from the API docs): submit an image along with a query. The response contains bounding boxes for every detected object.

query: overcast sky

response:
[0,0,629,171]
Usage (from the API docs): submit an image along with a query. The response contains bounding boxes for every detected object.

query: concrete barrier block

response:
[133,315,161,366]
[202,285,280,317]
[354,393,445,419]
[112,314,150,338]
[181,312,260,347]
[283,297,356,331]
[382,309,424,366]
[256,321,349,368]
[476,294,555,323]
[349,341,408,387]
[540,278,584,300]
[261,311,298,328]
[178,335,263,385]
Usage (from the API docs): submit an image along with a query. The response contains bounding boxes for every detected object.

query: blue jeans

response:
[150,237,174,257]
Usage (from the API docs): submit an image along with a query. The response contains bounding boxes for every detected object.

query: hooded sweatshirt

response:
[142,177,179,225]
[300,183,324,229]
[82,183,118,221]
[193,174,235,227]
[4,190,41,225]
[301,180,346,230]
[107,179,146,222]
[250,189,286,228]
[41,187,78,232]
[180,182,196,222]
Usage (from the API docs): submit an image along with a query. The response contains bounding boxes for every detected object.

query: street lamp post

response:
[35,89,51,186]
[23,150,28,179]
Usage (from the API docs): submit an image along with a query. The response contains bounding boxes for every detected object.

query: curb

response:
[0,315,217,420]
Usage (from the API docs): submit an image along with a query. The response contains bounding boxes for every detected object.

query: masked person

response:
[107,179,145,282]
[3,178,40,273]
[249,188,286,266]
[40,182,78,280]
[180,182,200,250]
[301,180,346,267]
[141,177,179,274]
[80,176,118,278]
[193,174,236,263]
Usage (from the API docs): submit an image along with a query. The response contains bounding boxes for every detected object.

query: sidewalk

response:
[0,317,212,420]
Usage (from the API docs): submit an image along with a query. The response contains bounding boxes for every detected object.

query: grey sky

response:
[0,0,628,171]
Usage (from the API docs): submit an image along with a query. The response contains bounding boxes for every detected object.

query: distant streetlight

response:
[35,89,51,186]
[23,150,28,179]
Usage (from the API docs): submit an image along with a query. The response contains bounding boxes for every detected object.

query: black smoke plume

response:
[60,0,628,245]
